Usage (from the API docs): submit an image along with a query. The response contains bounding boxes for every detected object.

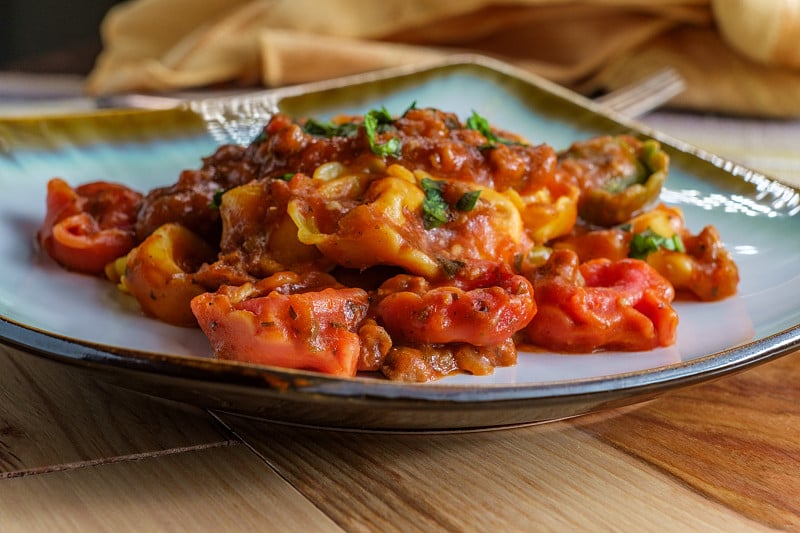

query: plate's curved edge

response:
[3,311,798,404]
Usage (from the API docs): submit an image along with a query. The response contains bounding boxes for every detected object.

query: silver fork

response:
[595,67,686,118]
[98,66,687,118]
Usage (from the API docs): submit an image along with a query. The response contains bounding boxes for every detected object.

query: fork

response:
[98,66,687,119]
[595,67,686,118]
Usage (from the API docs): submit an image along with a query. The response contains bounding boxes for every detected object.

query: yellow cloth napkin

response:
[86,0,800,117]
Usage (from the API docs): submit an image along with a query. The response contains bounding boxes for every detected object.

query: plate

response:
[1,55,799,431]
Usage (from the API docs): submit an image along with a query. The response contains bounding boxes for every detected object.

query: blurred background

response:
[0,0,121,74]
[1,0,800,186]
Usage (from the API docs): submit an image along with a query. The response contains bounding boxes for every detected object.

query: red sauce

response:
[38,106,739,382]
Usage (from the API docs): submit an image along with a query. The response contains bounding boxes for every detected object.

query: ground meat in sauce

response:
[40,105,738,382]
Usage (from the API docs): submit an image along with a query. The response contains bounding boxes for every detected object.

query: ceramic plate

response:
[1,56,799,431]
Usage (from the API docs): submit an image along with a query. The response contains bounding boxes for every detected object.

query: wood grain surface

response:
[0,445,343,532]
[2,339,797,531]
[221,412,770,532]
[576,349,800,530]
[0,345,231,477]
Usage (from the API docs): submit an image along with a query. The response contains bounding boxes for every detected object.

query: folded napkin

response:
[86,0,800,117]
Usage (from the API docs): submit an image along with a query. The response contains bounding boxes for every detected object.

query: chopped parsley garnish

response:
[420,178,482,229]
[402,101,418,116]
[629,228,685,259]
[277,172,295,181]
[466,110,525,148]
[421,178,449,229]
[466,111,496,139]
[301,108,401,155]
[209,188,227,209]
[364,108,402,157]
[368,106,394,125]
[302,118,359,138]
[455,189,481,212]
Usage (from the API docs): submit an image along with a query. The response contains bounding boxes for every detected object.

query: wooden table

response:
[1,105,799,531]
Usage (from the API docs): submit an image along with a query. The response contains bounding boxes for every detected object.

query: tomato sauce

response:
[38,106,739,382]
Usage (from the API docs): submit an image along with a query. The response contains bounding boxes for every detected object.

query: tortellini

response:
[289,164,530,279]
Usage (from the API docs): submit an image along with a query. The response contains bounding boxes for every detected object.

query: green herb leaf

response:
[420,178,449,229]
[302,118,359,138]
[466,110,496,141]
[629,228,685,259]
[277,172,295,181]
[373,136,402,157]
[466,110,526,147]
[209,188,227,210]
[402,101,418,116]
[665,234,686,253]
[369,107,394,125]
[364,109,402,157]
[455,189,481,212]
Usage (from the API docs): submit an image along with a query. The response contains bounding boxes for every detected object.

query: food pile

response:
[37,106,739,381]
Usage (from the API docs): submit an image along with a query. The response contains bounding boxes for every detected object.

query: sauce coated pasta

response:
[38,106,739,381]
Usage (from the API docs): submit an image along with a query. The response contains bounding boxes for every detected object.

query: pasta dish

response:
[37,105,739,381]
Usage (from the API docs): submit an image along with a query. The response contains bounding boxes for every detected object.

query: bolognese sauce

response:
[38,105,739,381]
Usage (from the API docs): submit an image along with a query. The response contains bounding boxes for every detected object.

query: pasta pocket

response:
[290,164,529,280]
[37,105,740,382]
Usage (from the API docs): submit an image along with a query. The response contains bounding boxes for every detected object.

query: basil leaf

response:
[420,178,449,230]
[374,137,402,157]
